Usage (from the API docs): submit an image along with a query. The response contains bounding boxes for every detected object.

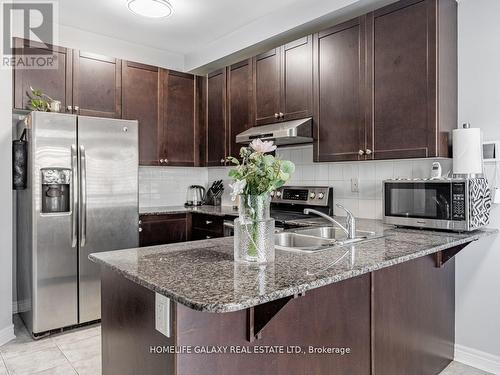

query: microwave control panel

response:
[452,183,466,220]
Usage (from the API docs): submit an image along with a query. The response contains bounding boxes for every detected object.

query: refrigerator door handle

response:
[79,145,87,247]
[71,145,78,248]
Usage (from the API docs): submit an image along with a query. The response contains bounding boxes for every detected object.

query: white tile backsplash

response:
[275,145,453,220]
[140,146,454,220]
[139,167,208,208]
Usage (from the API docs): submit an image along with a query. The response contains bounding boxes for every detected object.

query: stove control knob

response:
[276,191,282,198]
[270,191,275,197]
[309,192,316,199]
[318,192,325,199]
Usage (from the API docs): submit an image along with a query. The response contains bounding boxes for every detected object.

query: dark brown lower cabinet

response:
[372,254,455,375]
[191,213,224,241]
[100,250,458,375]
[139,214,189,247]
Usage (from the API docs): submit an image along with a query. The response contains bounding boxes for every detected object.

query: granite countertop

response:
[90,220,497,314]
[139,205,239,217]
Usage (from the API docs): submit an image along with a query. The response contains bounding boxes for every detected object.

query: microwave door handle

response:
[71,145,78,248]
[79,145,87,247]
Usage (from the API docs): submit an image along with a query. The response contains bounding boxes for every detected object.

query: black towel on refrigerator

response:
[13,129,28,190]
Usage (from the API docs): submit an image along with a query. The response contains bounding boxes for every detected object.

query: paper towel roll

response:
[453,127,483,175]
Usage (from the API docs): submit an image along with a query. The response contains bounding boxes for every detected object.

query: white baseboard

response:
[455,344,500,375]
[0,324,15,346]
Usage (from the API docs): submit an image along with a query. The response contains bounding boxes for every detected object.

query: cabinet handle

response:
[279,112,284,118]
[74,106,79,113]
[220,158,225,165]
[160,159,164,163]
[67,105,72,112]
[206,235,212,239]
[138,227,143,233]
[358,150,365,156]
[274,113,279,119]
[138,220,142,225]
[366,149,372,155]
[164,158,168,164]
[205,220,213,225]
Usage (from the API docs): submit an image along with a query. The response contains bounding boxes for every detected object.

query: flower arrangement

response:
[228,139,295,263]
[227,139,295,200]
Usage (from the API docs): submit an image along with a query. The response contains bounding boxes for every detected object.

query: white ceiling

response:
[59,0,300,55]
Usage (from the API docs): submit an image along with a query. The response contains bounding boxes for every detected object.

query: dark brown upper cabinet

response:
[13,38,72,111]
[206,69,227,166]
[72,51,122,118]
[160,70,196,166]
[281,36,314,121]
[366,0,457,160]
[313,18,367,162]
[122,61,160,166]
[253,36,313,126]
[227,59,254,159]
[254,48,281,125]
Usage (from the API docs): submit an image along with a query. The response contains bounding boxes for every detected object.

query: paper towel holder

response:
[452,123,484,179]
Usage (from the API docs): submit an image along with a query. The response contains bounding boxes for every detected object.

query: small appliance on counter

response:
[185,185,206,206]
[383,177,491,232]
[204,180,224,206]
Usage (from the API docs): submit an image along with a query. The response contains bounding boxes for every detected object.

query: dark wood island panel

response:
[100,251,458,375]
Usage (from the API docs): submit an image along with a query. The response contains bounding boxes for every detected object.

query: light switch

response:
[155,293,171,337]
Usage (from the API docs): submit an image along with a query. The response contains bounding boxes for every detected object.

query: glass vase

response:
[234,194,275,263]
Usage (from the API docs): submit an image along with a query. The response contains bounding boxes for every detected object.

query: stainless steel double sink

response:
[275,226,381,253]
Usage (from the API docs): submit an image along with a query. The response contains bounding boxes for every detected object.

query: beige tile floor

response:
[0,315,494,374]
[0,316,100,375]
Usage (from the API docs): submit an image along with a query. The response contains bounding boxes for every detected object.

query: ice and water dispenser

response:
[41,168,71,213]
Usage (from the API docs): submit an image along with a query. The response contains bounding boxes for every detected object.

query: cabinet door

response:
[373,254,455,375]
[13,38,72,111]
[253,48,281,125]
[206,69,227,166]
[161,70,196,166]
[139,214,188,247]
[281,36,313,121]
[313,18,366,162]
[227,59,253,159]
[122,61,160,166]
[369,0,437,159]
[73,51,122,118]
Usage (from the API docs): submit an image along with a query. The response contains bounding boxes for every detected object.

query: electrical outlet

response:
[155,293,171,337]
[351,178,359,193]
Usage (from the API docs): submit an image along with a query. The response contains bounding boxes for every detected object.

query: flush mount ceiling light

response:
[127,0,173,18]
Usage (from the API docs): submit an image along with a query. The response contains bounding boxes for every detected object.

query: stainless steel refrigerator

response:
[17,111,139,336]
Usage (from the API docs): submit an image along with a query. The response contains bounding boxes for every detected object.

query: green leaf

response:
[281,160,295,174]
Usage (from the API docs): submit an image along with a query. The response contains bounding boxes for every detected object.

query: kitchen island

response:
[90,221,496,375]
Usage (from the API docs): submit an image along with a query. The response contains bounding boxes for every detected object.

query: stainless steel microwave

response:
[383,178,491,232]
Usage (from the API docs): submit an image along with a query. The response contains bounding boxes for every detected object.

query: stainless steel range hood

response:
[236,117,313,146]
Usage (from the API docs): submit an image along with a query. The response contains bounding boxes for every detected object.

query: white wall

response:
[56,24,184,71]
[454,1,500,373]
[0,67,14,344]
